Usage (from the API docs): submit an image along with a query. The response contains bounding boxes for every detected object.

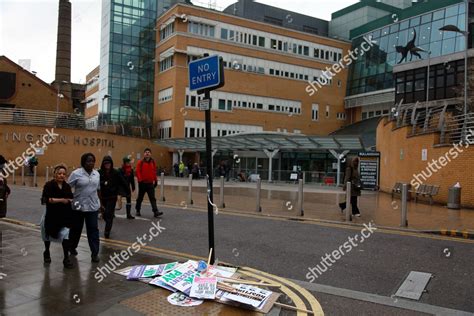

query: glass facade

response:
[100,0,157,128]
[347,2,467,97]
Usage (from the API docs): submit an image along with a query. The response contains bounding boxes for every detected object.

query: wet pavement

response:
[0,221,319,315]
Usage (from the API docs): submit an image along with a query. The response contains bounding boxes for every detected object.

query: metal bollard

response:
[345,182,352,222]
[219,176,225,208]
[33,166,37,187]
[45,166,49,183]
[256,178,262,212]
[297,179,304,216]
[188,174,193,205]
[21,165,25,186]
[159,172,165,202]
[401,183,408,227]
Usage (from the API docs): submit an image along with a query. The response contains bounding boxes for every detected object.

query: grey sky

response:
[0,0,357,85]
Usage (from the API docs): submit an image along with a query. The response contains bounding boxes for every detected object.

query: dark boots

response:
[126,204,135,219]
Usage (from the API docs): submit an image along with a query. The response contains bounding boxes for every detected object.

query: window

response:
[160,23,174,41]
[336,112,346,120]
[258,36,265,47]
[221,28,228,40]
[188,21,215,37]
[158,87,173,103]
[314,49,319,58]
[159,56,173,72]
[218,99,226,110]
[326,105,330,118]
[312,104,319,121]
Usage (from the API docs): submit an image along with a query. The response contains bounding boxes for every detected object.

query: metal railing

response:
[389,100,473,145]
[0,108,153,138]
[0,108,84,129]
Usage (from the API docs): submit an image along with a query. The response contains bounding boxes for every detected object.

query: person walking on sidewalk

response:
[135,148,163,218]
[178,161,185,178]
[40,164,74,268]
[119,156,136,219]
[339,157,362,217]
[0,155,11,218]
[68,153,101,263]
[99,156,130,238]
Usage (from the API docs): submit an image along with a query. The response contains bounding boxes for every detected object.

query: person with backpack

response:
[99,156,130,238]
[0,155,11,218]
[339,157,362,217]
[135,148,163,218]
[119,156,136,219]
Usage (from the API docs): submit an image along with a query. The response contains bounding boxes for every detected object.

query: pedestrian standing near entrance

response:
[178,161,185,177]
[339,157,362,217]
[173,163,179,177]
[99,156,130,238]
[119,156,136,219]
[40,164,74,268]
[0,155,11,218]
[135,148,163,218]
[68,153,101,263]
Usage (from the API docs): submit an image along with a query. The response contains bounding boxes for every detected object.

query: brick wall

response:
[377,118,474,208]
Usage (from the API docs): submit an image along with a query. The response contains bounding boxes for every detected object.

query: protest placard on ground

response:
[190,276,217,299]
[167,292,203,307]
[221,284,272,308]
[156,261,200,295]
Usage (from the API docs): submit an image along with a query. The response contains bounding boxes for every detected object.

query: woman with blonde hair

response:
[41,164,74,268]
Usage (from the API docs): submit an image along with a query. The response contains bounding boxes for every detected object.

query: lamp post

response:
[439,9,469,116]
[424,50,432,111]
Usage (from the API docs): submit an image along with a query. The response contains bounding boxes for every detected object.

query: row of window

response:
[212,20,342,63]
[160,23,174,41]
[158,87,173,103]
[310,104,342,121]
[361,109,389,120]
[188,21,215,37]
[159,56,173,72]
[185,120,263,138]
[186,46,325,84]
[185,89,301,115]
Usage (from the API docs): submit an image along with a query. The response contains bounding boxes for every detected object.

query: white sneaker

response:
[355,214,361,217]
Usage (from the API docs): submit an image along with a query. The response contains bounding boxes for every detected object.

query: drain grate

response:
[395,271,432,300]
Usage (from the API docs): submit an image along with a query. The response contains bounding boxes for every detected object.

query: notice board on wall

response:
[358,152,380,190]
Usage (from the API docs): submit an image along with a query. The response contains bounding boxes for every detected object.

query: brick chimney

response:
[54,0,71,99]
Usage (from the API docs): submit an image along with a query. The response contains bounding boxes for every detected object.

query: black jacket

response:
[119,167,136,192]
[41,180,73,239]
[99,157,130,199]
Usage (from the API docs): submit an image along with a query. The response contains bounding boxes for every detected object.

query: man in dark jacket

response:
[119,157,136,219]
[99,156,130,238]
[135,148,163,218]
[0,155,11,218]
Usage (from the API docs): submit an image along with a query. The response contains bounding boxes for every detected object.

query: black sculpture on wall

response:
[395,29,425,64]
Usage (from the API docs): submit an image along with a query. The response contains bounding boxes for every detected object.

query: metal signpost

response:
[188,54,225,264]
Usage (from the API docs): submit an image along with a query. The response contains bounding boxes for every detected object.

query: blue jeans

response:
[70,210,100,256]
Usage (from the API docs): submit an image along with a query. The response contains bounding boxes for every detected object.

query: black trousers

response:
[102,197,117,234]
[135,183,158,213]
[339,196,360,215]
[69,210,100,256]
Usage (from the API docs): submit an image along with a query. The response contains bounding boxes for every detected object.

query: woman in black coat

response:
[41,164,74,268]
[99,156,130,239]
[0,155,11,218]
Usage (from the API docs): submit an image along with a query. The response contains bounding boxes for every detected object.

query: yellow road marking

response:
[101,237,321,315]
[241,267,324,316]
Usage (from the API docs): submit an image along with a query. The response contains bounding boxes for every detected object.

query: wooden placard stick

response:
[217,277,280,288]
[207,248,213,265]
[274,302,314,315]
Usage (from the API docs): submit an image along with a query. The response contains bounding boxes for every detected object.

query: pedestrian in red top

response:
[135,148,163,218]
